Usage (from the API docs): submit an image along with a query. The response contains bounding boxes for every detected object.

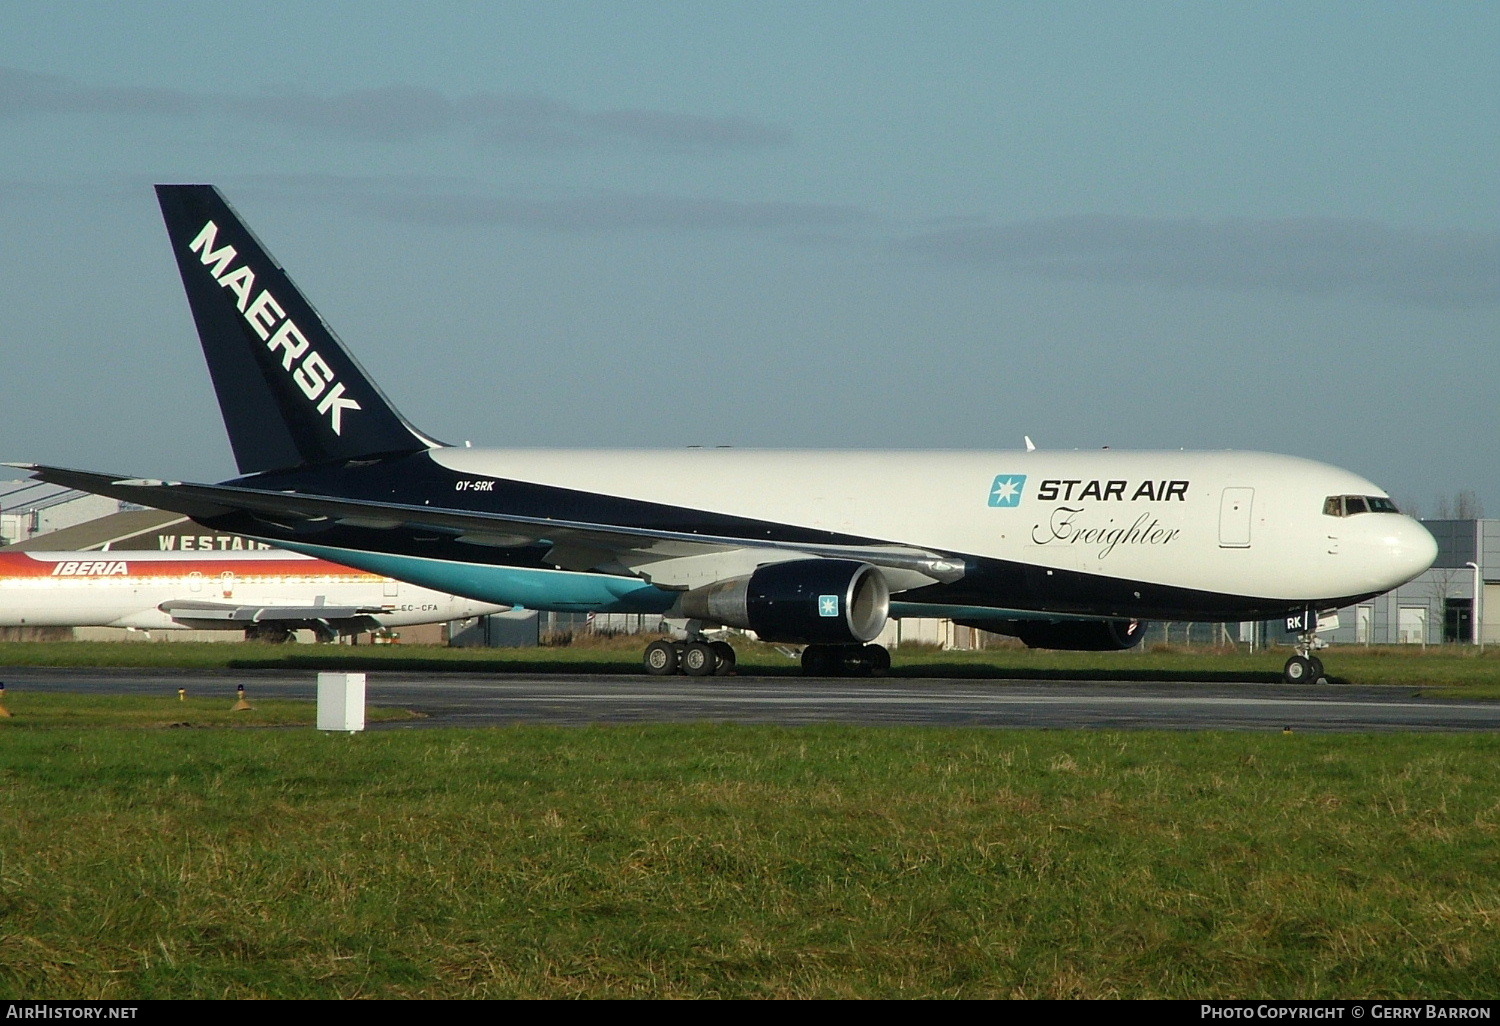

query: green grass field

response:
[2,641,1498,998]
[1,724,1497,999]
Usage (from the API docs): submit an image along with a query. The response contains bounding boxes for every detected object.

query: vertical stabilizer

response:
[156,185,442,475]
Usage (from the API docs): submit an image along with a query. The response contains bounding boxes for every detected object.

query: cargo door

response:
[1219,488,1254,548]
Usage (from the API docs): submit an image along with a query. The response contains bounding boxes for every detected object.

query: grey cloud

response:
[895,215,1500,306]
[461,92,582,147]
[586,110,794,149]
[240,86,459,140]
[223,174,871,234]
[350,188,868,233]
[0,67,196,117]
[241,88,570,145]
[464,93,795,151]
[0,66,793,152]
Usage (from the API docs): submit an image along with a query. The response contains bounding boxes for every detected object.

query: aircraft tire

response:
[801,645,836,676]
[862,644,891,675]
[1309,656,1325,682]
[710,641,737,675]
[644,640,679,676]
[1283,655,1314,685]
[835,645,871,677]
[247,625,293,644]
[682,641,717,676]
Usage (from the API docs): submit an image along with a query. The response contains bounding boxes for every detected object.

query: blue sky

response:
[1,1,1496,515]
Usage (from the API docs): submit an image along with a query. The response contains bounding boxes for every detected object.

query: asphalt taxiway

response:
[2,666,1497,732]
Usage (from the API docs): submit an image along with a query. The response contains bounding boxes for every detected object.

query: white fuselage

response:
[427,447,1436,606]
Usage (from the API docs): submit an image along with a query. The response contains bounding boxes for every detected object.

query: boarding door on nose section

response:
[1219,488,1254,548]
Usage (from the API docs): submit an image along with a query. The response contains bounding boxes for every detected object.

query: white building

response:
[0,481,124,548]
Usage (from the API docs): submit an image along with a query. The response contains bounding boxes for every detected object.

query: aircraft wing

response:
[159,599,385,622]
[8,464,967,592]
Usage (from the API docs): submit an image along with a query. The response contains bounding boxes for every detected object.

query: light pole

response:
[1465,561,1482,651]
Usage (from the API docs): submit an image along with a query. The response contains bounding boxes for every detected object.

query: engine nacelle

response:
[677,558,890,644]
[1008,618,1147,651]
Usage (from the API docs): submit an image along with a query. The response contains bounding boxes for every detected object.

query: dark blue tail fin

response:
[156,185,442,475]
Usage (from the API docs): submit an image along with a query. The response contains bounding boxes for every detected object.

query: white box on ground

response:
[317,671,366,732]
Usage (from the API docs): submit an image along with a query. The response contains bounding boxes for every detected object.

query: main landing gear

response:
[643,638,737,677]
[640,637,893,677]
[800,643,891,677]
[245,624,293,644]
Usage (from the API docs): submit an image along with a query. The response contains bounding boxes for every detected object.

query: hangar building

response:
[0,480,123,548]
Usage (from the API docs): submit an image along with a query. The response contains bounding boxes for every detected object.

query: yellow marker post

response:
[232,684,253,712]
[178,688,186,702]
[0,683,11,719]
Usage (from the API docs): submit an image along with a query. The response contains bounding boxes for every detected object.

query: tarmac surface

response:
[3,665,1498,732]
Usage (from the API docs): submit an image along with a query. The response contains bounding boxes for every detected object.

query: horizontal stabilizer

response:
[12,463,966,593]
[3,463,234,518]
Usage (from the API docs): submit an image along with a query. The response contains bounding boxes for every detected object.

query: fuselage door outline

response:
[1219,487,1254,548]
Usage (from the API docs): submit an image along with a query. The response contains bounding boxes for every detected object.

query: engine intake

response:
[678,558,890,644]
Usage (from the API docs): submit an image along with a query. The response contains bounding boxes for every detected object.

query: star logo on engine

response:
[818,595,840,617]
[988,475,1026,507]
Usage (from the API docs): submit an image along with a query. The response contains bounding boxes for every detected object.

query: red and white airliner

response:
[0,549,508,641]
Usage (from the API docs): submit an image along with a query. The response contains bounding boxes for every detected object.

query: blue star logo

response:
[818,595,840,617]
[988,474,1026,507]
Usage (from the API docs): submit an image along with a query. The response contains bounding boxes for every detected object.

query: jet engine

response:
[1005,618,1147,651]
[677,558,890,644]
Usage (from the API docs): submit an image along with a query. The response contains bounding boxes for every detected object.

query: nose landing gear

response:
[1283,626,1328,685]
[1282,652,1325,684]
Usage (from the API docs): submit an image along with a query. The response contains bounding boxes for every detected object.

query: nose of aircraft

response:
[1374,515,1439,589]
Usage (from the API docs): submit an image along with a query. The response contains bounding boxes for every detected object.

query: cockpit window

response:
[1323,495,1400,517]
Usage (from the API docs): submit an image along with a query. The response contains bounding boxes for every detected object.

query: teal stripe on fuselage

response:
[272,542,678,614]
[260,544,1083,623]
